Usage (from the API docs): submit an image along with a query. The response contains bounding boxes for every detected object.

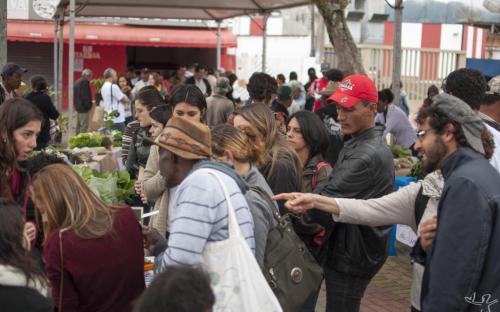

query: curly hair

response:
[247,72,277,103]
[27,152,68,176]
[444,68,487,110]
[416,105,493,159]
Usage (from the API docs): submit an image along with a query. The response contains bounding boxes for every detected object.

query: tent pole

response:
[216,21,222,71]
[58,16,64,111]
[68,0,75,130]
[53,16,59,110]
[0,0,7,67]
[262,13,269,73]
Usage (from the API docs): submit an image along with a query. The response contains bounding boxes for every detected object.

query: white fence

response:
[325,45,466,103]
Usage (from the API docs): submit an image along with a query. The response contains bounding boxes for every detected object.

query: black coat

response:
[420,148,500,311]
[25,91,59,149]
[126,126,151,179]
[185,76,212,96]
[0,285,52,312]
[74,77,92,113]
[317,126,395,278]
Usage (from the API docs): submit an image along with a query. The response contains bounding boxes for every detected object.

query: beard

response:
[422,136,448,173]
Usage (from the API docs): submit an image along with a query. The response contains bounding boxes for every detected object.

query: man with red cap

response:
[310,74,394,311]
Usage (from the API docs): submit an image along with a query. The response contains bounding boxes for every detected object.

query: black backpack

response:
[414,185,430,227]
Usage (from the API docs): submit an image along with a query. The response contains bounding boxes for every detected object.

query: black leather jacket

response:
[126,126,151,179]
[317,126,395,278]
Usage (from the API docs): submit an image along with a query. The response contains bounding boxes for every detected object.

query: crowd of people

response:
[0,58,500,312]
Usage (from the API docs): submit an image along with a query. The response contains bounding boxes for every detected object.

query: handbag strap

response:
[249,185,281,223]
[311,161,332,190]
[58,229,67,312]
[57,231,64,312]
[205,170,242,240]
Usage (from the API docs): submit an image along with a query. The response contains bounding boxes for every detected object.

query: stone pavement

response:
[315,242,413,312]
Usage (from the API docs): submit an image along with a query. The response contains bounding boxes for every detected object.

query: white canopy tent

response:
[50,0,310,125]
[58,0,310,20]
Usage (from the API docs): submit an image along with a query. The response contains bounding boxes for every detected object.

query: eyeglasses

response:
[416,128,433,140]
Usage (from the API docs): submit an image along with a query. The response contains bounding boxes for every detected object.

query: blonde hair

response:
[32,164,116,239]
[211,124,266,167]
[235,104,302,180]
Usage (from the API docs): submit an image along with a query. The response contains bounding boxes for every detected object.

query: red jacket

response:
[309,77,329,112]
[44,207,145,312]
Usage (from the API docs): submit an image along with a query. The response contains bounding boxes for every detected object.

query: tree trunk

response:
[313,0,365,75]
[0,0,7,66]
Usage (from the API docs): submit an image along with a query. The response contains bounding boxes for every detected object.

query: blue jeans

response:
[325,268,370,312]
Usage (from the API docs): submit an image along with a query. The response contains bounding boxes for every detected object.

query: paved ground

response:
[315,243,413,312]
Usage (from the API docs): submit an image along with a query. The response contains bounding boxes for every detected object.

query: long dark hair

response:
[0,198,46,286]
[0,98,43,197]
[287,110,330,160]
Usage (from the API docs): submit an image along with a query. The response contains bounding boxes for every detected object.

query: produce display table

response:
[75,147,124,174]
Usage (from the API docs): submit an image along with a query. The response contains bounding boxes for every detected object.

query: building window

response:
[355,0,365,10]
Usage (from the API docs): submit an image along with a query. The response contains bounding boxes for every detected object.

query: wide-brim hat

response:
[145,117,211,160]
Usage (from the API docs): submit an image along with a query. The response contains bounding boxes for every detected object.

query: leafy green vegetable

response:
[73,165,103,183]
[112,131,123,147]
[73,166,134,203]
[89,175,118,204]
[389,144,412,159]
[69,132,103,149]
[409,160,426,180]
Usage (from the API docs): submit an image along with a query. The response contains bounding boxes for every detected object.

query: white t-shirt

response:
[195,78,207,95]
[485,123,500,173]
[101,81,126,124]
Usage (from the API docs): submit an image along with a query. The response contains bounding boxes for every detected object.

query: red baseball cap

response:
[328,74,378,108]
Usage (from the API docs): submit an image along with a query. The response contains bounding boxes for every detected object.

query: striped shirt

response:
[121,120,140,163]
[155,168,255,272]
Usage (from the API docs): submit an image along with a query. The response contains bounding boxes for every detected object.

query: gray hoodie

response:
[243,166,278,267]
